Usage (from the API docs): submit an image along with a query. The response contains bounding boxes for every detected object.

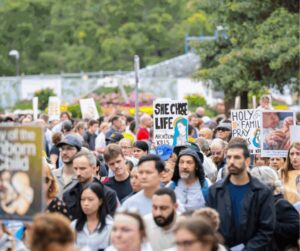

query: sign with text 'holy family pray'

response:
[231,109,261,154]
[153,99,188,147]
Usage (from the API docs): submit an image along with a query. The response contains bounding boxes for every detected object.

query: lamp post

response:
[134,55,140,128]
[9,49,20,76]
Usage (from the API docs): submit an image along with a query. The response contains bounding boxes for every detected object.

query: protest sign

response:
[261,110,295,157]
[0,125,44,221]
[48,96,60,121]
[153,99,188,146]
[231,109,261,154]
[290,125,300,144]
[32,97,38,121]
[80,98,99,120]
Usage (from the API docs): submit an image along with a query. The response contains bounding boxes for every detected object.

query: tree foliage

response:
[0,0,212,75]
[194,0,299,110]
[34,88,56,110]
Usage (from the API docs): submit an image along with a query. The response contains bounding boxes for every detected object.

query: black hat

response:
[57,134,82,151]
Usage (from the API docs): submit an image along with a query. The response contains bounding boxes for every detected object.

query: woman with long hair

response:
[44,161,71,219]
[71,182,113,251]
[105,211,152,251]
[280,141,300,204]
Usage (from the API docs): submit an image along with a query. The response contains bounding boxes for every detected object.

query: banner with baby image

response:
[0,125,44,221]
[80,98,100,120]
[261,110,295,157]
[231,109,261,154]
[153,99,188,146]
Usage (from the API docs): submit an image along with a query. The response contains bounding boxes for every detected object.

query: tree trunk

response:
[240,91,248,109]
[224,90,235,118]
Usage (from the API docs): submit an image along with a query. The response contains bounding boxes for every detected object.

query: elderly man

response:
[136,113,153,140]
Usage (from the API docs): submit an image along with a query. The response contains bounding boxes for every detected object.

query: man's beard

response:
[153,210,175,227]
[228,163,246,175]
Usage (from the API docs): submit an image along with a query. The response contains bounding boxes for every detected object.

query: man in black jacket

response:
[207,143,275,250]
[63,150,118,220]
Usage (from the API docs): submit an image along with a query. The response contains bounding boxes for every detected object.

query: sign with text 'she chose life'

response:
[153,99,188,147]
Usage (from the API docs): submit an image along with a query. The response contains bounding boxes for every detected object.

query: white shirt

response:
[71,216,113,251]
[143,213,177,251]
[121,190,152,216]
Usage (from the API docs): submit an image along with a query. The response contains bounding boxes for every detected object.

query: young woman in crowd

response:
[132,141,149,160]
[44,161,71,219]
[173,216,222,251]
[28,213,74,251]
[71,182,113,251]
[105,211,152,251]
[251,166,299,251]
[121,167,142,203]
[280,141,300,204]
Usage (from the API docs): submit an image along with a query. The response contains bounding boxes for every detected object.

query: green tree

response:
[0,0,212,75]
[194,0,299,113]
[34,88,56,110]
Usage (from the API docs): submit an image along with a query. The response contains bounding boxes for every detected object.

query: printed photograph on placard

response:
[261,110,295,157]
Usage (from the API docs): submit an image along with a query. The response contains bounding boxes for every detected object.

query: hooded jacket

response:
[172,148,209,200]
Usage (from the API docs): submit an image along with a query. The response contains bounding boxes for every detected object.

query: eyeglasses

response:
[121,146,132,150]
[217,128,230,132]
[175,239,199,247]
[44,177,50,184]
[162,168,174,173]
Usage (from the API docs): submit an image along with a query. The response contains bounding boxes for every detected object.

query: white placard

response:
[32,97,38,121]
[153,99,188,147]
[79,98,99,120]
[48,96,60,121]
[231,109,261,154]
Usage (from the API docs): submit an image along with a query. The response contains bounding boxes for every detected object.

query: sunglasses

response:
[44,177,51,184]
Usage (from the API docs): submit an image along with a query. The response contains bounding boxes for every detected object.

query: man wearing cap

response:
[54,134,82,198]
[106,132,124,145]
[172,148,210,211]
[105,115,123,140]
[214,120,232,142]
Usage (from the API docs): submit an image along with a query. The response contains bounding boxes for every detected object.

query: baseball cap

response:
[216,121,231,131]
[56,134,82,151]
[155,144,173,161]
[107,132,124,144]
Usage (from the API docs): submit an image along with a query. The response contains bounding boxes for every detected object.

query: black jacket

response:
[63,177,119,220]
[273,194,299,251]
[207,174,275,250]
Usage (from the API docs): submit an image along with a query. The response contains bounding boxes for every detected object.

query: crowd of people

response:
[0,98,299,251]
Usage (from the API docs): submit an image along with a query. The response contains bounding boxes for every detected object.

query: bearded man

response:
[143,188,178,251]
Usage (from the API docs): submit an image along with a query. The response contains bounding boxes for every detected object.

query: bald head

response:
[140,114,153,128]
